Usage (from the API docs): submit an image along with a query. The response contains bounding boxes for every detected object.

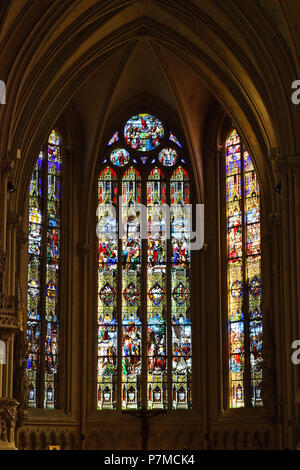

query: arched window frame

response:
[95,112,194,411]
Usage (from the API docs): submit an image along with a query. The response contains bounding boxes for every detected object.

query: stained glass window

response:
[97,114,191,410]
[27,129,62,409]
[225,129,262,408]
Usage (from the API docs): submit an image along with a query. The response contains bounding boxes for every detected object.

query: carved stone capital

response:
[213,146,223,159]
[0,398,19,450]
[274,156,300,175]
[274,158,289,176]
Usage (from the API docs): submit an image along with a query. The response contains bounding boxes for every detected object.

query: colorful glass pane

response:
[48,129,62,146]
[124,114,164,152]
[108,131,119,146]
[171,167,191,409]
[226,130,244,408]
[245,150,262,406]
[27,129,62,409]
[97,167,118,409]
[45,132,61,408]
[27,155,43,408]
[169,132,182,148]
[121,167,142,409]
[110,148,130,167]
[226,131,262,408]
[147,167,167,409]
[98,119,192,412]
[158,148,178,167]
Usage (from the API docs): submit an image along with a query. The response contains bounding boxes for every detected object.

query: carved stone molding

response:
[16,231,28,247]
[268,212,282,227]
[77,243,90,257]
[0,250,6,274]
[274,156,300,175]
[0,160,14,180]
[0,294,18,329]
[201,242,210,254]
[0,398,19,450]
[7,212,22,231]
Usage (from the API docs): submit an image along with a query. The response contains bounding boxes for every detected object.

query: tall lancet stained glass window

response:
[225,129,262,408]
[27,129,62,409]
[97,113,192,410]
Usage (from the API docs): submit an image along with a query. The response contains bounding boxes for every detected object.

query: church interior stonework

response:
[0,0,300,451]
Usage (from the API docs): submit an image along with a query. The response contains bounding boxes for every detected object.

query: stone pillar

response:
[0,161,14,292]
[77,242,90,450]
[0,160,20,450]
[275,156,300,449]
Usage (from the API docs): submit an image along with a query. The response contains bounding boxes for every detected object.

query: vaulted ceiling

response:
[0,0,299,213]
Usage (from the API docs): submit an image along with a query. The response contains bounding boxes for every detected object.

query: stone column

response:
[0,161,14,292]
[275,156,300,449]
[77,242,90,451]
[0,160,20,450]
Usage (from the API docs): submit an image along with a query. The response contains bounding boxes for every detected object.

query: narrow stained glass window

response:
[97,167,118,409]
[147,167,167,409]
[171,167,192,409]
[121,166,142,409]
[27,129,62,409]
[225,129,262,408]
[97,113,192,410]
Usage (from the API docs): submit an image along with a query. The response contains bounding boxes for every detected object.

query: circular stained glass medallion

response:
[124,113,164,152]
[110,148,130,167]
[158,148,178,166]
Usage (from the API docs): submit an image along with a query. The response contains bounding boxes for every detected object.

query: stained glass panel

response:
[226,131,262,408]
[169,132,182,148]
[27,129,62,409]
[110,148,130,167]
[44,131,61,408]
[244,151,262,406]
[108,131,119,146]
[122,167,142,409]
[171,167,192,409]
[27,154,43,408]
[124,114,164,152]
[147,167,167,409]
[98,115,192,412]
[97,167,118,409]
[158,148,178,167]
